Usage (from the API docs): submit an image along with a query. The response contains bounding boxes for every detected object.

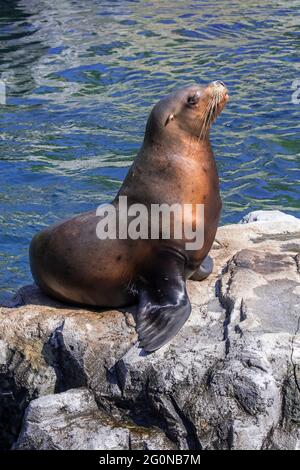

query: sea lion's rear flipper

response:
[136,251,191,353]
[189,255,213,281]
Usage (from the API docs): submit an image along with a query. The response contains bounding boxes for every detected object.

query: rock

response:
[0,210,299,450]
[15,388,175,450]
[240,210,299,224]
[0,288,137,449]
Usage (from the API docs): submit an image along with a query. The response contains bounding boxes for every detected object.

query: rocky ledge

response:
[0,210,299,450]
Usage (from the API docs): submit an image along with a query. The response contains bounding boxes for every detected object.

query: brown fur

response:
[30,82,228,307]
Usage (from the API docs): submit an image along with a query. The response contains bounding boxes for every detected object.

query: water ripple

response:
[0,0,299,301]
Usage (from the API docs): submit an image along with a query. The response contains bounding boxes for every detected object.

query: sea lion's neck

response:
[143,133,215,164]
[181,136,214,163]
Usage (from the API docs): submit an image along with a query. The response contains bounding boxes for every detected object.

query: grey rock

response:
[15,388,174,450]
[0,211,299,450]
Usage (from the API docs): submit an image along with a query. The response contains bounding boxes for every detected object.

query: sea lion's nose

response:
[213,80,225,87]
[210,80,228,99]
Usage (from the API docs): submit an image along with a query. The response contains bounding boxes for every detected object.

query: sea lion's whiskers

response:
[204,92,222,136]
[198,100,212,140]
[204,95,218,135]
[199,95,217,140]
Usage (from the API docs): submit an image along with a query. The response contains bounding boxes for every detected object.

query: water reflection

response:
[0,0,299,301]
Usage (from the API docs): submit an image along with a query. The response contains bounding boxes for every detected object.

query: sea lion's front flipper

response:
[136,251,191,353]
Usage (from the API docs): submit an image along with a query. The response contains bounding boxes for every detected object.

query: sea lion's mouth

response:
[198,81,228,139]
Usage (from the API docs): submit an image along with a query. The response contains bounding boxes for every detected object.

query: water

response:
[0,0,299,302]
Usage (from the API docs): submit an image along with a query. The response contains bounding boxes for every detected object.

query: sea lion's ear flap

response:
[164,114,174,126]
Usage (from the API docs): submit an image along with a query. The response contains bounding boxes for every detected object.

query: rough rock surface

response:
[0,210,299,450]
[14,388,174,450]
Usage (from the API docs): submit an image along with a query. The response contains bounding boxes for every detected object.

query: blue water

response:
[0,0,299,302]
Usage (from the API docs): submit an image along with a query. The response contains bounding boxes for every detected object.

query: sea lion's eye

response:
[187,93,200,105]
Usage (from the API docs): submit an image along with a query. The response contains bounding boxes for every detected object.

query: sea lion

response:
[29,81,228,352]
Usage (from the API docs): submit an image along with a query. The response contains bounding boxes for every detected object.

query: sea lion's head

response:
[145,81,228,143]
